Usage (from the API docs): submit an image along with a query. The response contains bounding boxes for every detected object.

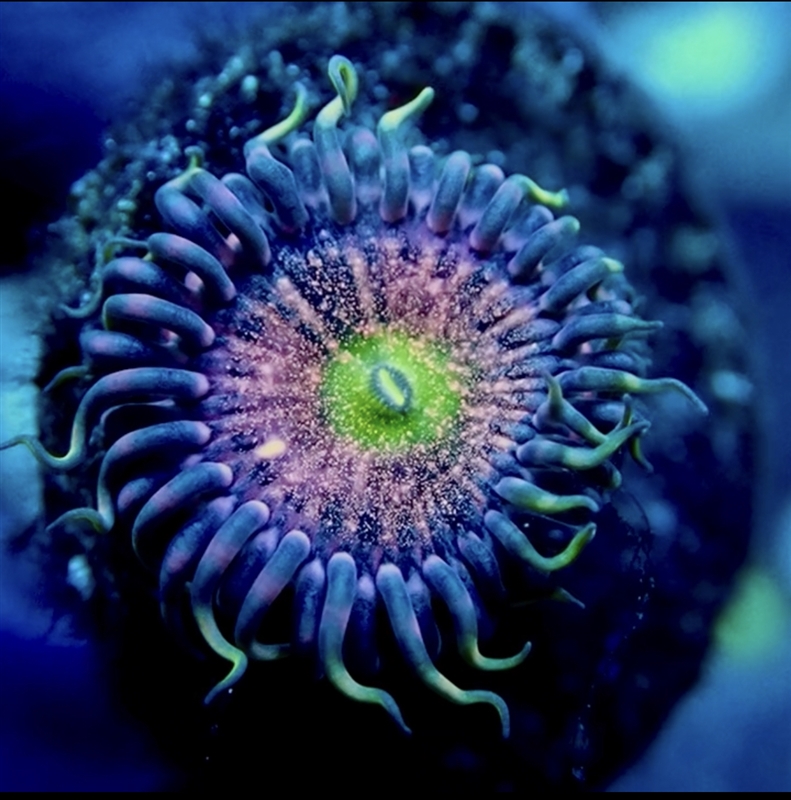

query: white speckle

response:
[67,554,95,601]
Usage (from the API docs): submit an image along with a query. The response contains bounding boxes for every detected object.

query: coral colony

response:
[2,56,706,736]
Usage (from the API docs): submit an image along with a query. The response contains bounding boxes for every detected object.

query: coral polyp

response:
[2,54,706,737]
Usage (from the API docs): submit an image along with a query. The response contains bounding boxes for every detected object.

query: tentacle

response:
[293,557,326,654]
[43,365,90,393]
[456,531,506,602]
[346,127,381,205]
[552,313,662,354]
[457,164,504,230]
[407,145,435,214]
[155,181,235,267]
[290,138,329,214]
[516,411,650,471]
[117,474,166,520]
[470,173,569,254]
[79,330,180,371]
[243,83,310,233]
[377,86,435,223]
[318,553,409,733]
[376,563,510,738]
[538,256,624,314]
[48,420,212,537]
[534,371,607,445]
[557,367,709,414]
[427,151,472,235]
[102,256,194,307]
[494,476,600,515]
[314,55,358,224]
[469,175,526,253]
[244,83,308,228]
[159,495,236,644]
[190,500,271,704]
[507,216,580,280]
[501,204,554,251]
[132,462,233,563]
[250,81,310,147]
[422,556,531,671]
[234,529,310,660]
[346,572,379,676]
[182,167,270,268]
[0,368,209,471]
[102,294,215,352]
[147,232,237,304]
[485,510,596,573]
[405,569,441,661]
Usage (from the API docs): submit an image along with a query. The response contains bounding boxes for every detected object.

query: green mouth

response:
[321,330,463,451]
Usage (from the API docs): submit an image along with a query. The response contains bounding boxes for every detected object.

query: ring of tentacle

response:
[3,56,706,737]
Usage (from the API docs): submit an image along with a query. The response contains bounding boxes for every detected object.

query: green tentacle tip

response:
[465,637,532,672]
[554,521,596,569]
[0,434,79,472]
[326,651,411,734]
[316,56,358,130]
[43,365,90,394]
[495,477,600,515]
[327,55,358,116]
[203,650,249,705]
[515,175,570,209]
[543,370,606,446]
[378,87,435,135]
[550,587,586,609]
[612,372,709,415]
[46,507,109,536]
[470,690,511,739]
[256,82,310,147]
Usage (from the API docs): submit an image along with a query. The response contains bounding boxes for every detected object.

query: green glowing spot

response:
[321,331,462,450]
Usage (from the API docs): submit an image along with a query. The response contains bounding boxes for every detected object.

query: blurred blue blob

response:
[0,631,176,791]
